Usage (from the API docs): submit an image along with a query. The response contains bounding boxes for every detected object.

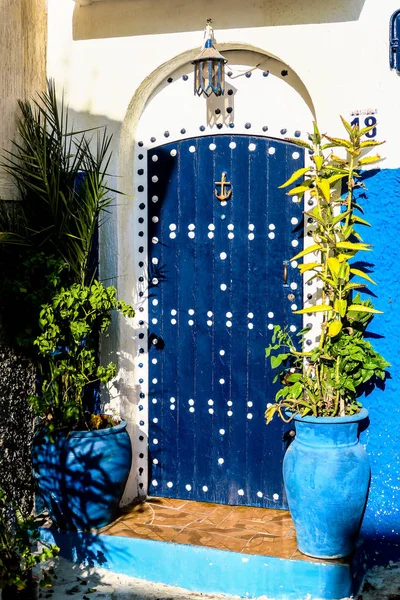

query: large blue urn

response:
[33,420,132,531]
[283,409,370,559]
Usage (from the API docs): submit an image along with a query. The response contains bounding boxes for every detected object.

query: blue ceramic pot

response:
[283,409,370,559]
[33,420,132,531]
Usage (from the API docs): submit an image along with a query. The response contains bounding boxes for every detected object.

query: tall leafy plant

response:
[1,79,113,286]
[30,281,134,433]
[266,119,390,421]
[0,80,117,350]
[0,81,135,431]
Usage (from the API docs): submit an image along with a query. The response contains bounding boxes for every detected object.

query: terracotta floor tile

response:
[123,522,184,542]
[183,522,256,541]
[146,497,189,510]
[262,511,294,524]
[216,513,293,538]
[100,497,351,566]
[146,508,203,527]
[243,534,298,558]
[172,528,250,553]
[225,505,286,523]
[101,521,138,537]
[198,506,234,526]
[175,500,224,515]
[118,503,155,525]
[101,498,301,559]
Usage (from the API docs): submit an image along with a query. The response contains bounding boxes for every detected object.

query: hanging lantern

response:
[192,20,228,97]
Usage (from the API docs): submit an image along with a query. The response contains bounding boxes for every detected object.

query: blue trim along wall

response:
[40,527,360,600]
[356,168,400,566]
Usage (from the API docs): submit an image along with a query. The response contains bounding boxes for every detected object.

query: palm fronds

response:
[1,79,115,285]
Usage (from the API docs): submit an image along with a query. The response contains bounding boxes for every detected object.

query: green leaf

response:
[327,257,341,276]
[291,244,322,261]
[284,138,313,150]
[334,298,347,317]
[336,241,371,251]
[279,167,310,189]
[298,262,320,274]
[328,320,342,337]
[313,155,324,170]
[293,304,334,314]
[287,184,311,196]
[271,355,283,369]
[327,173,348,185]
[340,115,354,136]
[344,282,367,291]
[358,155,382,165]
[358,123,378,136]
[360,140,384,148]
[352,215,371,227]
[330,154,348,165]
[287,373,302,382]
[350,268,376,285]
[332,210,350,226]
[324,135,352,149]
[316,178,331,202]
[348,305,383,314]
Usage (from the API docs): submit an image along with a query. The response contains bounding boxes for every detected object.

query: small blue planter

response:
[33,420,132,531]
[283,409,370,559]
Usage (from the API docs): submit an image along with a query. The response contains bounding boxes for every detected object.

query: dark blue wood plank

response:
[176,139,198,499]
[211,136,235,504]
[148,143,181,498]
[246,137,269,506]
[193,137,216,501]
[221,135,249,506]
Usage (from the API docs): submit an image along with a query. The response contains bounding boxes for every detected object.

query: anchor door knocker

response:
[215,172,232,201]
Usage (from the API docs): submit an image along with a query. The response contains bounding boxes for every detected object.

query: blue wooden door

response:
[147,135,303,508]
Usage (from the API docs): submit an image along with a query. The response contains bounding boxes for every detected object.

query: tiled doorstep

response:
[40,498,367,600]
[101,497,304,560]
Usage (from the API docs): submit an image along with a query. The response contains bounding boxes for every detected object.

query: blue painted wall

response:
[356,168,400,565]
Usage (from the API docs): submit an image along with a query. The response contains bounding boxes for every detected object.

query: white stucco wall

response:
[50,0,400,161]
[47,0,400,503]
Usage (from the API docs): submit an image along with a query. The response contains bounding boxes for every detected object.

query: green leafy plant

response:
[266,118,390,422]
[29,280,135,433]
[0,488,59,592]
[0,79,118,350]
[0,81,135,433]
[1,79,114,285]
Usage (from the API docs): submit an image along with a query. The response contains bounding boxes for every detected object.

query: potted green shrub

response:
[0,488,59,600]
[0,81,135,531]
[31,278,134,531]
[266,119,390,559]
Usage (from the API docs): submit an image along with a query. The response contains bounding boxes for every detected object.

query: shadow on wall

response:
[354,168,400,567]
[65,107,142,502]
[64,105,123,369]
[73,0,367,40]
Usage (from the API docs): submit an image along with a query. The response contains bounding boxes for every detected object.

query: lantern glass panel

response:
[194,63,201,93]
[212,62,221,95]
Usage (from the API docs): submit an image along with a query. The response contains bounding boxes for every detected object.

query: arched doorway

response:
[119,48,316,506]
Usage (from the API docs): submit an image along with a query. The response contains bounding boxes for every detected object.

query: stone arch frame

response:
[113,43,317,505]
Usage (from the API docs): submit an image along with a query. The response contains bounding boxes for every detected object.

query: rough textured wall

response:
[0,0,47,513]
[359,168,400,564]
[0,0,47,200]
[0,337,35,515]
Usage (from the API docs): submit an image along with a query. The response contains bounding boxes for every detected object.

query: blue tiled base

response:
[40,528,366,600]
